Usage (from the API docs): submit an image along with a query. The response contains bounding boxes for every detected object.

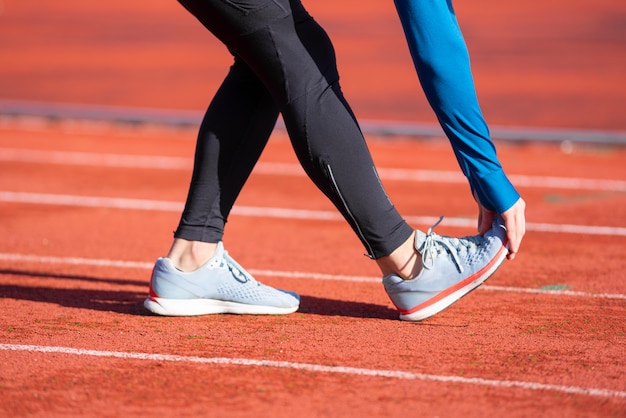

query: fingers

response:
[475,193,526,260]
[501,198,526,260]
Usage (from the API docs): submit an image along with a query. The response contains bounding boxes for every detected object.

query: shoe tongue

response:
[214,241,226,259]
[413,230,429,251]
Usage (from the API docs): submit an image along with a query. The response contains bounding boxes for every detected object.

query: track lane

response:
[2,129,625,416]
[2,0,626,414]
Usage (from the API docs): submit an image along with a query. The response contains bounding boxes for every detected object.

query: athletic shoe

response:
[144,241,300,316]
[382,216,508,321]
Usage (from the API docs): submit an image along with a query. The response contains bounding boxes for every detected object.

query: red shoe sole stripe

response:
[399,243,508,315]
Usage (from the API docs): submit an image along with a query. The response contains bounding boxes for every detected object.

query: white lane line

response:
[1,252,624,300]
[0,191,184,212]
[0,253,153,270]
[0,148,190,170]
[0,344,624,399]
[1,191,625,237]
[2,148,626,192]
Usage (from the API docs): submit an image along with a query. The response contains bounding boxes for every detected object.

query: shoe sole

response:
[143,297,299,316]
[399,244,509,322]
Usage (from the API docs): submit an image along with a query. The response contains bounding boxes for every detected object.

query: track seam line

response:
[3,99,626,144]
[0,252,624,300]
[0,343,624,399]
[1,191,625,236]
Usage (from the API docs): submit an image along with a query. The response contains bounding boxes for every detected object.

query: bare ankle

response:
[167,238,218,272]
[376,232,423,279]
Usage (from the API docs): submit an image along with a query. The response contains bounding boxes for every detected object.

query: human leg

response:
[145,8,297,315]
[168,57,279,271]
[146,0,509,319]
[175,0,414,260]
[175,58,279,247]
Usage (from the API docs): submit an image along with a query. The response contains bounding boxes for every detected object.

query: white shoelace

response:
[418,216,481,273]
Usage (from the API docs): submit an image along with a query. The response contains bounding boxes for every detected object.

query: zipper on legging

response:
[322,161,375,258]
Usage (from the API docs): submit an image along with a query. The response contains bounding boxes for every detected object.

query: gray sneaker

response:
[383,216,508,321]
[144,242,300,316]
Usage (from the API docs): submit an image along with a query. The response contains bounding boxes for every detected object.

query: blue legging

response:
[394,0,519,213]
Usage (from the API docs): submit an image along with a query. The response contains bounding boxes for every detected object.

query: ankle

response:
[376,232,423,279]
[167,238,218,272]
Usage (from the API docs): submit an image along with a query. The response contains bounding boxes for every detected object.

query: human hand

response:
[476,196,526,260]
[500,197,526,260]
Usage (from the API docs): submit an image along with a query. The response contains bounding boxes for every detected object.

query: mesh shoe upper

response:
[149,242,299,310]
[383,216,508,317]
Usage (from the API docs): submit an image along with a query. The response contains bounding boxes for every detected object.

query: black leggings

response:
[174,0,413,259]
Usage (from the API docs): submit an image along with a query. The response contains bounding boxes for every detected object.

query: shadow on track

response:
[1,269,403,320]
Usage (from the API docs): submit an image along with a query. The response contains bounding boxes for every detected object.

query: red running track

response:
[1,0,625,416]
